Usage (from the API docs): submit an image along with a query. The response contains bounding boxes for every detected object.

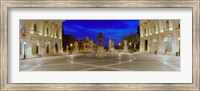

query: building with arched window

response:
[20,20,63,59]
[139,20,180,55]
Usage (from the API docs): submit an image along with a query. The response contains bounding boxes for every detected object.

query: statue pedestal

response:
[73,48,79,54]
[96,46,105,57]
[73,41,79,54]
[123,40,129,52]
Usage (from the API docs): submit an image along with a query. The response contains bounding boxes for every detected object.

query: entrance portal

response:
[55,42,58,53]
[46,46,49,54]
[145,40,148,51]
[36,46,39,54]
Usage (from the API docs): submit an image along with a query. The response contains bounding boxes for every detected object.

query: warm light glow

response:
[39,32,42,36]
[164,39,167,42]
[149,33,152,35]
[70,44,73,47]
[30,31,34,34]
[178,37,180,40]
[129,43,132,45]
[23,42,26,45]
[44,34,47,37]
[59,37,61,39]
[169,28,173,31]
[119,43,121,46]
[141,35,143,37]
[145,34,148,36]
[37,43,39,46]
[156,31,158,34]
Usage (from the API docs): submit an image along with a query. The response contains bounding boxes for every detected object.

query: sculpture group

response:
[65,32,129,57]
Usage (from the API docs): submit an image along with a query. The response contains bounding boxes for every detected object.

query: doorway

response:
[36,45,39,54]
[46,46,49,54]
[145,40,148,51]
[55,42,58,53]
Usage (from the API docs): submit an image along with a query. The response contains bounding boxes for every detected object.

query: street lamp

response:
[118,43,121,49]
[69,43,73,55]
[129,43,132,53]
[23,42,26,59]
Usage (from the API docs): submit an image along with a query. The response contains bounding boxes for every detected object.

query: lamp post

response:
[23,42,26,59]
[129,42,132,53]
[70,43,73,47]
[118,43,121,49]
[70,43,73,54]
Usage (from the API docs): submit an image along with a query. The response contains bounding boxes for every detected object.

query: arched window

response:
[56,30,59,37]
[36,45,39,54]
[34,23,37,32]
[46,28,49,34]
[154,22,156,32]
[166,20,170,29]
[46,46,49,54]
[144,28,146,35]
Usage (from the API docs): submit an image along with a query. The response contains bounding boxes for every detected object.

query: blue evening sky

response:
[62,20,139,47]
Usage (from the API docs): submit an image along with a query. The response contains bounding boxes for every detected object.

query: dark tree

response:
[136,25,140,35]
[62,27,77,51]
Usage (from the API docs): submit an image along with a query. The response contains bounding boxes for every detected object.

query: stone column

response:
[147,37,151,53]
[26,21,33,58]
[140,24,144,36]
[123,40,128,52]
[51,41,54,55]
[108,39,112,50]
[41,21,45,57]
[157,20,165,54]
[172,20,179,55]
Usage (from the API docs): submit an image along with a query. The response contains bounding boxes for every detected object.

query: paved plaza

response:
[20,53,180,71]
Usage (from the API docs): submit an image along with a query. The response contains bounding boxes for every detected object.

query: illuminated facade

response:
[20,20,63,59]
[140,20,180,55]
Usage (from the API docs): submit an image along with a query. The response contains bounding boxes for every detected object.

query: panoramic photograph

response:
[19,20,180,71]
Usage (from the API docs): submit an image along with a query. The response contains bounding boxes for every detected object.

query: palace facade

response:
[20,20,63,59]
[139,20,180,55]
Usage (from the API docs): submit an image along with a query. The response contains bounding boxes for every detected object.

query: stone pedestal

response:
[96,46,105,57]
[108,39,115,54]
[66,45,69,53]
[73,41,79,54]
[123,40,128,52]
